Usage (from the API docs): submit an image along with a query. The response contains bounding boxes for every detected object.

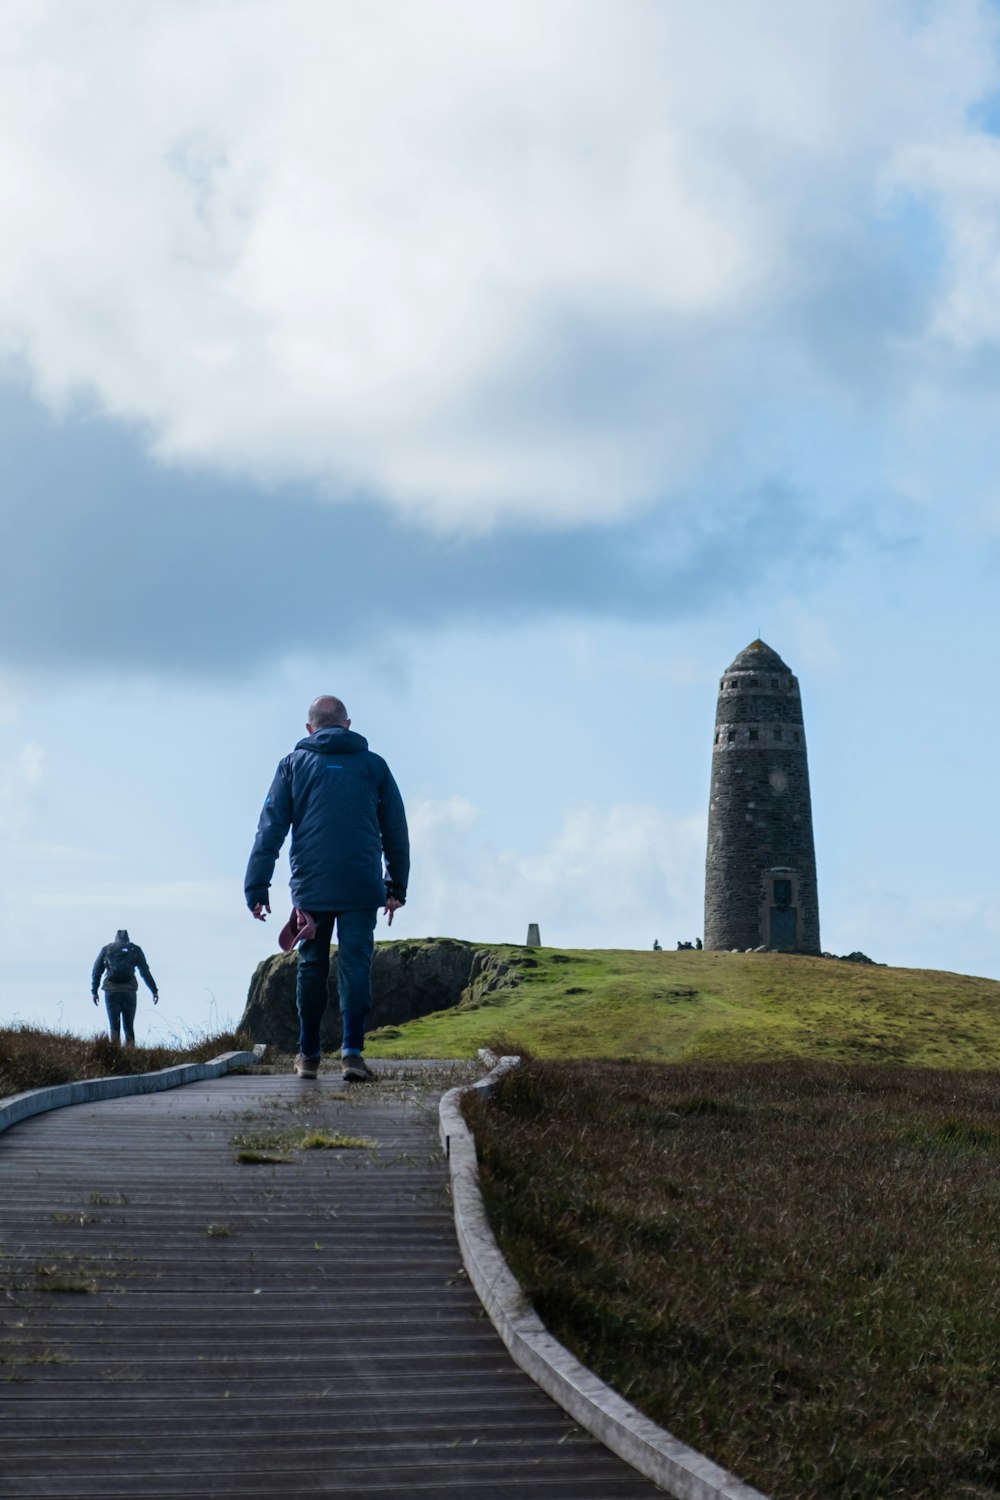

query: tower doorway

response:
[762,869,801,951]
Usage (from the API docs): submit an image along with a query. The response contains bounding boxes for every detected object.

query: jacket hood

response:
[295,728,369,756]
[114,929,129,944]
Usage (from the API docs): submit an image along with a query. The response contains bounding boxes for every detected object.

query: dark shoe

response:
[294,1054,321,1079]
[341,1054,374,1083]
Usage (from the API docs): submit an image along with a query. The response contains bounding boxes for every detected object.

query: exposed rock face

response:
[239,938,489,1052]
[462,948,526,1008]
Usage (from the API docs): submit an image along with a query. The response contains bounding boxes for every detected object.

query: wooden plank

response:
[0,1073,664,1499]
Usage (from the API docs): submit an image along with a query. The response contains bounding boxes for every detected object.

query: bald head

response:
[307,695,350,731]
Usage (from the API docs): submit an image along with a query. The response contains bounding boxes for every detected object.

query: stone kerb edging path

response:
[0,1046,261,1137]
[439,1060,771,1500]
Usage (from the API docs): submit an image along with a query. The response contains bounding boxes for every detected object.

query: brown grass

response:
[0,1025,252,1099]
[464,1058,1000,1500]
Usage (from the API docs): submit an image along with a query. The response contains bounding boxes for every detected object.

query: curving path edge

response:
[0,1046,261,1137]
[4,1047,769,1497]
[439,1061,771,1500]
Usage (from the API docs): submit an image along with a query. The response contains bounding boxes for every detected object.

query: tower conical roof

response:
[725,639,791,674]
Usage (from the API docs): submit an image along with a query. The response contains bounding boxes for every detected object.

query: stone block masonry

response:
[704,640,820,954]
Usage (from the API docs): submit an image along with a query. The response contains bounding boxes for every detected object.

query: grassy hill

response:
[366,945,1000,1068]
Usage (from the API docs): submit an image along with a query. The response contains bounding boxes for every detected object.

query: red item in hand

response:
[278,908,318,952]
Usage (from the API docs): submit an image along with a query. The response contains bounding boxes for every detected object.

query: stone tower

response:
[704,640,820,953]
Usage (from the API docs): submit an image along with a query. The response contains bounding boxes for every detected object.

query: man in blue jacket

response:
[245,695,410,1083]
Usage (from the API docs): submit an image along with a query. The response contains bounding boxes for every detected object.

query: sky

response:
[2,0,1000,1044]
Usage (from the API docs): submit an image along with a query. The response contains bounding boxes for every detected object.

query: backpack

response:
[105,944,136,984]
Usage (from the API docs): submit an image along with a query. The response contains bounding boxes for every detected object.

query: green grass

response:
[366,947,1000,1068]
[6,1349,69,1365]
[0,1025,253,1099]
[230,1126,378,1163]
[299,1130,375,1150]
[33,1261,98,1295]
[464,1058,1000,1500]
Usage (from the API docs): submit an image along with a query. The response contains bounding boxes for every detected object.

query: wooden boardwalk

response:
[0,1067,664,1498]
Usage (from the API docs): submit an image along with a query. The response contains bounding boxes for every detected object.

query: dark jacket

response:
[91,929,157,995]
[245,728,409,913]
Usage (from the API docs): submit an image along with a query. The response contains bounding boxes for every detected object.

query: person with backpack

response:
[91,929,159,1046]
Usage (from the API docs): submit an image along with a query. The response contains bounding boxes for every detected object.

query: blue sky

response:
[2,0,1000,1042]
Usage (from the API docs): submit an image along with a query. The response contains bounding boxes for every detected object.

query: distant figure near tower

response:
[704,641,820,954]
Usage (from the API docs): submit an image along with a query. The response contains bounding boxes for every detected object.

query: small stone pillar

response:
[525,923,541,948]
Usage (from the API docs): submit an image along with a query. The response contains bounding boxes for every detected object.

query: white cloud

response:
[406,795,705,948]
[0,859,265,1039]
[410,795,480,838]
[0,1,998,527]
[0,679,19,727]
[824,882,1000,977]
[43,878,235,915]
[0,739,45,840]
[784,611,844,675]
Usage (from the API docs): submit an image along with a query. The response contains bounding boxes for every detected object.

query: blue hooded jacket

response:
[245,728,409,913]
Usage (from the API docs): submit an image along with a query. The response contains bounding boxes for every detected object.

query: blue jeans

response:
[296,909,377,1058]
[104,987,137,1045]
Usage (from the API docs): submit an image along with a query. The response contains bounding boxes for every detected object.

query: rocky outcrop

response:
[239,937,498,1052]
[462,948,527,1007]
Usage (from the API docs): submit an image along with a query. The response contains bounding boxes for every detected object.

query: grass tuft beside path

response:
[464,1058,1000,1500]
[0,1026,252,1100]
